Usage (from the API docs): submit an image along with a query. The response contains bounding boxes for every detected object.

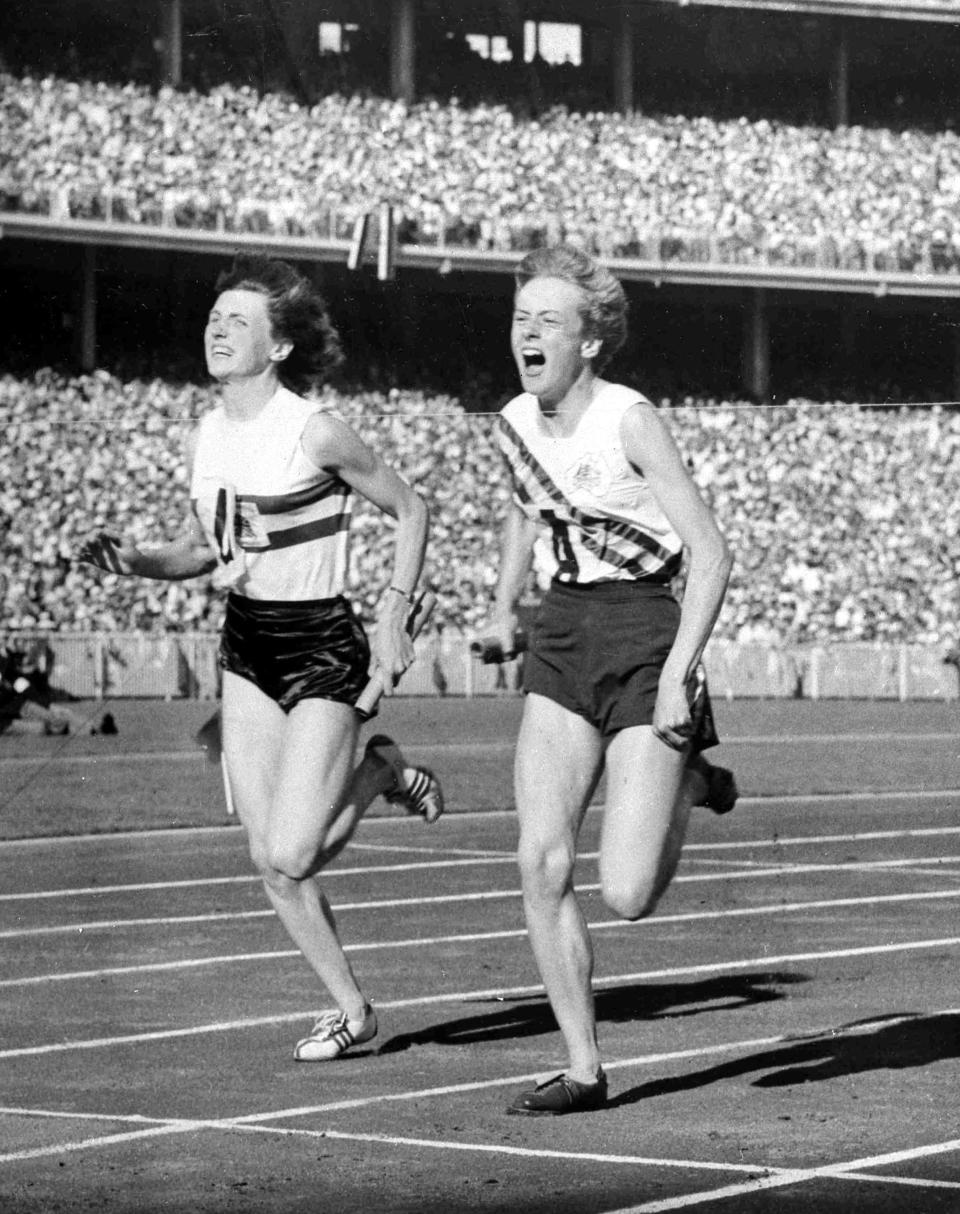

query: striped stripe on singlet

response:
[497,395,683,585]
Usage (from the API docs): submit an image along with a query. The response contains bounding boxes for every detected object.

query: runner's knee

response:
[603,883,659,922]
[600,858,662,921]
[517,834,576,901]
[260,817,329,883]
[265,839,322,882]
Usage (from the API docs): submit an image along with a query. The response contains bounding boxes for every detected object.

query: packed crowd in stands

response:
[5,73,960,273]
[2,370,958,650]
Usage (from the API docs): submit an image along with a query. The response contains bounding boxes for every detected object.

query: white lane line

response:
[227,1125,960,1194]
[836,1172,960,1191]
[897,866,960,878]
[730,790,960,805]
[228,1128,960,1199]
[0,874,259,901]
[3,1016,957,1170]
[0,856,514,902]
[0,909,275,940]
[684,857,787,868]
[4,889,960,985]
[347,842,514,858]
[686,853,960,877]
[5,838,960,905]
[606,1138,960,1212]
[1,790,958,853]
[723,733,960,745]
[0,751,204,769]
[0,949,300,988]
[4,854,960,927]
[0,1105,776,1177]
[296,824,960,857]
[3,1034,793,1157]
[0,1106,160,1123]
[1,937,957,1060]
[0,824,249,847]
[0,1122,198,1165]
[226,1123,783,1176]
[668,855,960,880]
[677,856,960,881]
[685,825,960,851]
[0,1115,774,1175]
[0,732,954,773]
[5,883,959,944]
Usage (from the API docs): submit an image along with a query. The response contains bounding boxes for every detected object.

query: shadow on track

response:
[377,972,806,1054]
[607,1010,960,1107]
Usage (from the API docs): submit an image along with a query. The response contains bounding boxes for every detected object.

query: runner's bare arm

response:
[77,430,217,581]
[302,412,429,690]
[623,402,731,680]
[621,401,732,746]
[490,502,539,656]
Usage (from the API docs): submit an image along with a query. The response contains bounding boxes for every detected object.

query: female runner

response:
[491,245,735,1113]
[81,255,441,1061]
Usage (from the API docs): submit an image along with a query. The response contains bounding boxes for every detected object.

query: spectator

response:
[1,368,958,648]
[5,73,960,274]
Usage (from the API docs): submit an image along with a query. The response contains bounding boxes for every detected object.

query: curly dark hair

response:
[214,255,344,392]
[515,245,628,372]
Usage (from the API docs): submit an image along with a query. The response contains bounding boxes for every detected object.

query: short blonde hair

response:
[515,245,628,371]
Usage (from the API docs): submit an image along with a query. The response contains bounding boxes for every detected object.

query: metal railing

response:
[8,191,960,278]
[2,631,957,702]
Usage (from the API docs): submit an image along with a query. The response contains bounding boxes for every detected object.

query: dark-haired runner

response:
[81,255,441,1061]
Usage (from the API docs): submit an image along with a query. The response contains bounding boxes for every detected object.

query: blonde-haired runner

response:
[491,245,736,1115]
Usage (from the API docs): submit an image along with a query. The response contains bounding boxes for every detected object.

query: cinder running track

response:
[0,698,957,1213]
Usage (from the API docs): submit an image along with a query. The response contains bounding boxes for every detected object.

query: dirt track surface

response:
[0,697,958,1211]
[1,696,957,839]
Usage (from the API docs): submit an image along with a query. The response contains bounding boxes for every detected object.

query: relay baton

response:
[469,629,527,664]
[355,590,436,721]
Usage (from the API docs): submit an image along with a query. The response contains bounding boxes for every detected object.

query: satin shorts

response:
[219,593,370,713]
[523,579,718,748]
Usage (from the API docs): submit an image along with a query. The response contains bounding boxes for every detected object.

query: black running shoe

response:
[507,1068,608,1116]
[365,734,444,823]
[703,763,738,815]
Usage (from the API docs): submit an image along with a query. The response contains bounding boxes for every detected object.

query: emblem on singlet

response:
[565,452,612,500]
[236,500,270,551]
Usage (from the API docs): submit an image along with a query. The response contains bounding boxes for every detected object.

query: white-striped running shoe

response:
[294,1004,378,1062]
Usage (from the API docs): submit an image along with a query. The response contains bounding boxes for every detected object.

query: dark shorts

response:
[523,579,718,749]
[219,593,370,714]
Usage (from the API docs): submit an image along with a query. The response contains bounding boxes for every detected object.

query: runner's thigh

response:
[599,724,689,907]
[267,696,359,870]
[221,670,286,841]
[515,692,604,846]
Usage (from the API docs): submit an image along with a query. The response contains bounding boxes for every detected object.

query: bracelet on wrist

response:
[386,585,415,605]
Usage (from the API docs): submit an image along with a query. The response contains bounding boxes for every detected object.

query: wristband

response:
[386,585,415,605]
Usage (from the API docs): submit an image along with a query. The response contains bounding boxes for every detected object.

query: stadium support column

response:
[742,289,770,402]
[496,0,525,69]
[953,324,960,403]
[77,245,97,373]
[390,0,416,103]
[830,17,850,128]
[159,0,183,87]
[613,1,634,115]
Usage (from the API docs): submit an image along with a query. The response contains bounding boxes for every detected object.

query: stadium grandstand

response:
[1,0,958,700]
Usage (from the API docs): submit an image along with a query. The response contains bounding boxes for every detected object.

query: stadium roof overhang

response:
[35,0,960,29]
[5,213,960,301]
[146,0,960,27]
[342,0,960,26]
[635,0,960,23]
